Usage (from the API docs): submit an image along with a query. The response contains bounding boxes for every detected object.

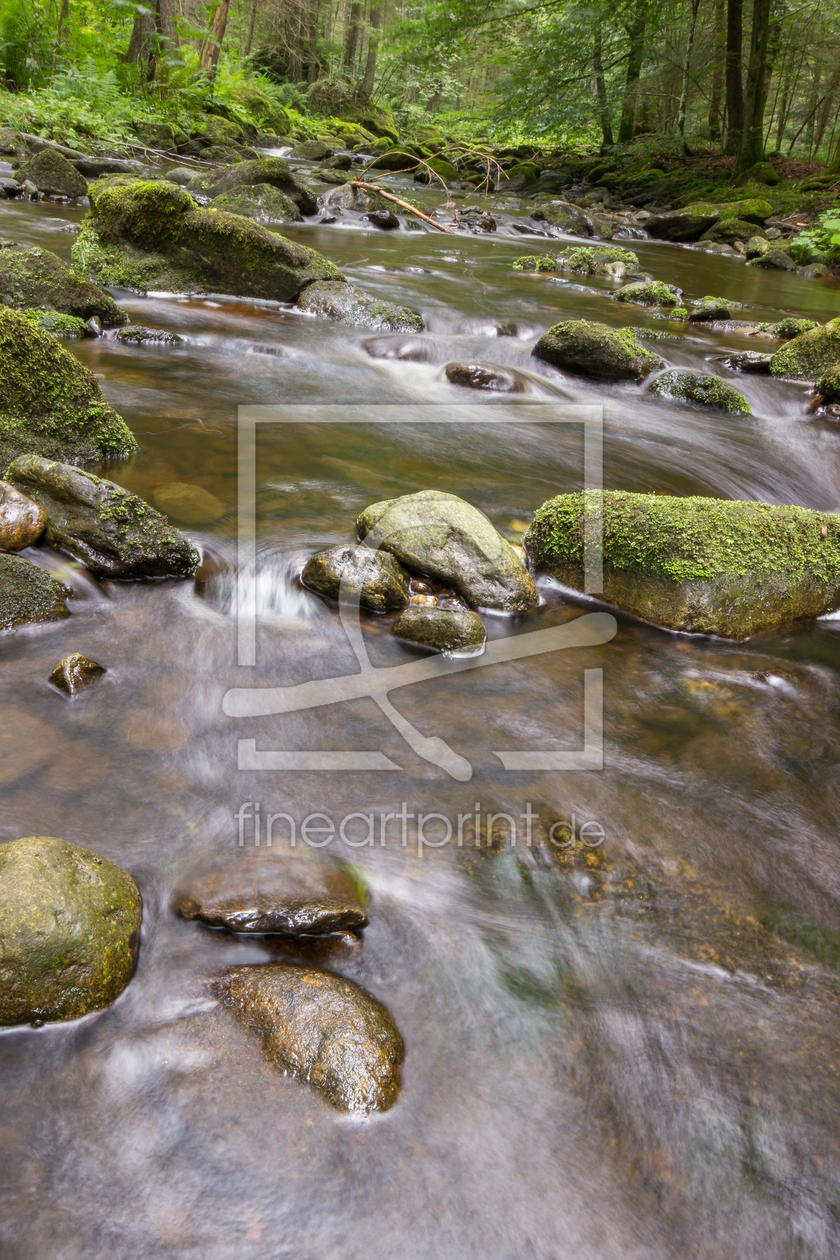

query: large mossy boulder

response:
[302,543,409,611]
[646,199,772,242]
[212,964,404,1113]
[532,320,663,381]
[191,158,317,216]
[0,553,69,629]
[208,183,301,224]
[72,180,340,301]
[649,370,751,414]
[7,455,199,579]
[0,305,136,470]
[297,280,423,331]
[525,490,840,638]
[0,835,142,1025]
[414,157,460,184]
[530,201,596,237]
[769,319,840,380]
[0,246,127,326]
[14,149,87,198]
[356,489,538,613]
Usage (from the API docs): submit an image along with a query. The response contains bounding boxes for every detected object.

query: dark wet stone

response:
[715,351,772,374]
[0,481,46,551]
[0,835,142,1026]
[48,652,106,696]
[363,335,436,361]
[366,208,400,230]
[211,963,404,1113]
[7,455,199,580]
[175,850,369,935]
[444,362,525,392]
[357,488,538,613]
[393,604,486,653]
[302,543,409,612]
[114,325,185,345]
[0,552,69,629]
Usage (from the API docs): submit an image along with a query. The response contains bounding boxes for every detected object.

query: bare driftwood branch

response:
[350,180,453,232]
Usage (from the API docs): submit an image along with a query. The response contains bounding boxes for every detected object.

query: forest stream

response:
[3,155,840,1260]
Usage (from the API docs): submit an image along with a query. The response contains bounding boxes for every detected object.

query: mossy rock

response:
[413,157,459,184]
[209,183,301,225]
[769,318,840,380]
[686,198,773,224]
[532,320,663,382]
[553,245,639,274]
[7,454,199,579]
[0,246,127,327]
[747,245,796,271]
[0,305,136,470]
[513,255,556,272]
[15,149,87,198]
[525,490,840,638]
[771,317,819,340]
[72,180,341,302]
[688,296,734,322]
[614,280,678,307]
[700,218,759,246]
[649,370,751,414]
[22,309,88,339]
[817,364,840,403]
[0,835,141,1025]
[188,157,317,215]
[297,280,423,332]
[369,150,418,173]
[293,139,332,160]
[0,552,69,630]
[530,201,595,237]
[645,208,721,242]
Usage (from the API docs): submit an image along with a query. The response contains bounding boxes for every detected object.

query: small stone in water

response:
[393,605,486,654]
[48,653,106,697]
[444,362,525,392]
[366,208,400,230]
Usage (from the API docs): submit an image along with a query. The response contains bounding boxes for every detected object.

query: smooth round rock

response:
[0,835,142,1025]
[48,652,106,697]
[0,480,46,551]
[444,362,524,392]
[212,963,404,1113]
[151,482,224,526]
[302,543,409,612]
[393,604,486,654]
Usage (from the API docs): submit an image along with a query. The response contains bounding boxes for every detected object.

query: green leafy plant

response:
[790,208,840,265]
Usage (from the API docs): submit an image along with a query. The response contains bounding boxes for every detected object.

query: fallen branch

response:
[350,181,452,232]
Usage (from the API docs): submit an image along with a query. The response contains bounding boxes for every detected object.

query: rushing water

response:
[2,161,840,1260]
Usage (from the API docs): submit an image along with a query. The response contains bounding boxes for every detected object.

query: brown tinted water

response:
[2,167,840,1260]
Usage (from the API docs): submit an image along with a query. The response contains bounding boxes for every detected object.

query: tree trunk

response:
[593,26,614,148]
[617,4,646,145]
[199,0,229,78]
[244,0,257,56]
[708,0,725,143]
[737,0,771,170]
[126,4,155,70]
[343,0,362,74]
[724,0,744,154]
[677,0,701,146]
[361,4,380,100]
[156,0,180,55]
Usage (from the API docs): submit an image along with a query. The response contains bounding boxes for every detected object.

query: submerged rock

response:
[363,335,436,362]
[393,605,486,654]
[48,652,106,696]
[191,158,317,216]
[297,280,423,332]
[0,835,141,1025]
[175,850,368,935]
[209,183,302,224]
[151,481,224,525]
[302,543,409,612]
[444,362,524,392]
[649,370,751,414]
[613,280,679,307]
[770,318,840,380]
[212,964,403,1113]
[7,455,200,579]
[0,246,127,326]
[14,150,87,199]
[525,490,840,638]
[532,320,663,381]
[0,481,46,551]
[0,552,69,629]
[0,305,136,469]
[72,180,340,301]
[357,489,538,613]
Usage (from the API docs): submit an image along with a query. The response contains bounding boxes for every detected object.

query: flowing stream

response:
[2,160,840,1259]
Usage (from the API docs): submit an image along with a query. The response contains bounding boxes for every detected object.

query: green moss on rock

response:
[769,318,840,380]
[513,255,556,272]
[22,308,88,338]
[297,280,423,331]
[209,183,301,224]
[525,489,840,637]
[553,245,639,274]
[14,149,87,198]
[191,157,317,216]
[649,370,751,414]
[0,304,136,470]
[532,320,663,381]
[0,246,127,326]
[0,835,141,1025]
[771,317,819,340]
[817,364,840,402]
[614,280,678,307]
[0,552,69,630]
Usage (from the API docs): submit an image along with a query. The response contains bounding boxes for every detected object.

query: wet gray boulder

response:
[191,157,317,216]
[297,280,424,332]
[357,489,538,613]
[0,553,69,630]
[0,835,142,1025]
[444,362,524,392]
[212,964,404,1113]
[6,455,199,579]
[0,481,46,551]
[14,150,87,198]
[715,351,772,374]
[532,320,663,381]
[48,652,106,696]
[302,543,409,611]
[525,489,840,638]
[0,246,128,326]
[393,605,486,654]
[175,850,368,935]
[649,370,751,414]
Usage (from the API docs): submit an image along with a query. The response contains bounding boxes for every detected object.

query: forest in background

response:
[0,0,839,174]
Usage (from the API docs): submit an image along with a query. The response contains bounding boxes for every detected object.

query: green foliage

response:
[790,208,840,265]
